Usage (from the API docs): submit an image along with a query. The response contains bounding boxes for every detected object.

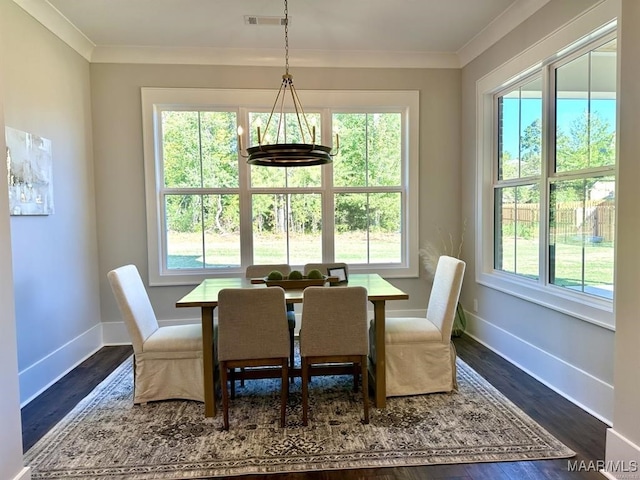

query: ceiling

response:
[16,0,551,68]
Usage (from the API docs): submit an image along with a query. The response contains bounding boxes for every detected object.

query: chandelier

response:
[239,0,338,167]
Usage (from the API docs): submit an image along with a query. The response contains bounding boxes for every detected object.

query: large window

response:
[142,89,419,285]
[479,26,616,327]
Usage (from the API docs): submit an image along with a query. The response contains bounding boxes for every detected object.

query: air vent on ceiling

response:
[244,15,288,26]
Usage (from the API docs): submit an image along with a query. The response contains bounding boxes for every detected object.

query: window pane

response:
[494,185,540,279]
[162,111,238,189]
[252,194,322,264]
[498,77,542,180]
[333,113,402,188]
[335,192,401,264]
[200,112,238,188]
[369,192,402,263]
[549,177,614,298]
[288,194,322,265]
[166,194,204,269]
[203,194,241,267]
[335,193,368,262]
[333,113,366,187]
[162,111,202,188]
[555,41,616,172]
[252,193,288,264]
[367,113,402,186]
[165,194,240,269]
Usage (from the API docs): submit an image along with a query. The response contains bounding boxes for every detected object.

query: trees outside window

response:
[142,89,419,285]
[492,35,616,300]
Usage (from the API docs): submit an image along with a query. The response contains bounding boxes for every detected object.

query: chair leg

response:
[280,358,289,428]
[220,362,230,430]
[353,363,359,392]
[289,326,295,382]
[361,355,369,424]
[230,368,236,399]
[302,358,309,426]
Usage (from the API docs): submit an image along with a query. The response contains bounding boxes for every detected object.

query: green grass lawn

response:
[166,231,401,269]
[498,236,614,298]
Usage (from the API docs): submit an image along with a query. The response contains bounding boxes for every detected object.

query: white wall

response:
[461,0,616,422]
[0,3,30,477]
[91,64,463,333]
[1,1,101,405]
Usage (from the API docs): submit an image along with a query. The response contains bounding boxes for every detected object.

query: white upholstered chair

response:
[107,264,204,404]
[300,286,369,425]
[217,287,290,430]
[371,255,465,396]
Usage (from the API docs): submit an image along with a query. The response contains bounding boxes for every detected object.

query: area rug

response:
[24,356,574,479]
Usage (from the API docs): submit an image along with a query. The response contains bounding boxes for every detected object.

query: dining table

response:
[176,272,409,417]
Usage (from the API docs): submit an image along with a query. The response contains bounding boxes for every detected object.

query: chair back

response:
[300,286,368,357]
[107,265,159,354]
[426,256,466,342]
[217,287,290,361]
[303,262,349,278]
[245,264,292,279]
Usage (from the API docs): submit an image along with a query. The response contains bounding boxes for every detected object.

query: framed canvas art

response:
[5,126,54,215]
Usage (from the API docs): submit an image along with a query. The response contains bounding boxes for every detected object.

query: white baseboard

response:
[19,324,103,407]
[602,429,640,479]
[466,312,613,424]
[12,467,30,480]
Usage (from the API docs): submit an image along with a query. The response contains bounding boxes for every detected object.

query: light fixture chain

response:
[284,0,289,74]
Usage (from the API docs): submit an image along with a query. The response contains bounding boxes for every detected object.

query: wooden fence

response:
[501,200,615,243]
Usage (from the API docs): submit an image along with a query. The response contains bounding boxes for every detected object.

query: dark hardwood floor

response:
[21,335,608,479]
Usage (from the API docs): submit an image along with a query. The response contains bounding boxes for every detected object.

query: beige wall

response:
[0,2,26,478]
[91,64,462,326]
[1,1,100,405]
[461,0,616,421]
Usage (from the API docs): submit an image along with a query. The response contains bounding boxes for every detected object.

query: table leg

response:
[372,300,387,409]
[202,306,216,417]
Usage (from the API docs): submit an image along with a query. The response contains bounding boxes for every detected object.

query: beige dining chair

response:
[371,255,465,396]
[217,287,290,430]
[300,286,369,425]
[245,264,296,371]
[107,264,204,404]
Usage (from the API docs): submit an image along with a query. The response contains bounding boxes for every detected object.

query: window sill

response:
[477,270,614,331]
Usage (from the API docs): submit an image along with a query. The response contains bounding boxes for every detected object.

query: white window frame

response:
[475,3,617,330]
[141,88,419,286]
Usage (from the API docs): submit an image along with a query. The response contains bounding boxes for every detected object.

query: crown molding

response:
[457,0,552,67]
[91,46,459,69]
[15,0,552,69]
[13,0,94,61]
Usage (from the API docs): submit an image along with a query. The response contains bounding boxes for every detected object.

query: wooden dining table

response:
[176,273,409,417]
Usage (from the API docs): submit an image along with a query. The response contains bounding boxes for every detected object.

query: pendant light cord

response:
[284,0,289,75]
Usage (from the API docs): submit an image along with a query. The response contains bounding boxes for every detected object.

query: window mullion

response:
[540,63,552,288]
[238,107,254,268]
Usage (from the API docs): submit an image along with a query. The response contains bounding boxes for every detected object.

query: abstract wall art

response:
[5,126,54,215]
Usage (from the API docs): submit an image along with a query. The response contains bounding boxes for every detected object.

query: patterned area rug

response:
[25,356,574,479]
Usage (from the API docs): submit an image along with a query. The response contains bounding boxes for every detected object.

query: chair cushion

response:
[143,324,202,353]
[383,317,442,344]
